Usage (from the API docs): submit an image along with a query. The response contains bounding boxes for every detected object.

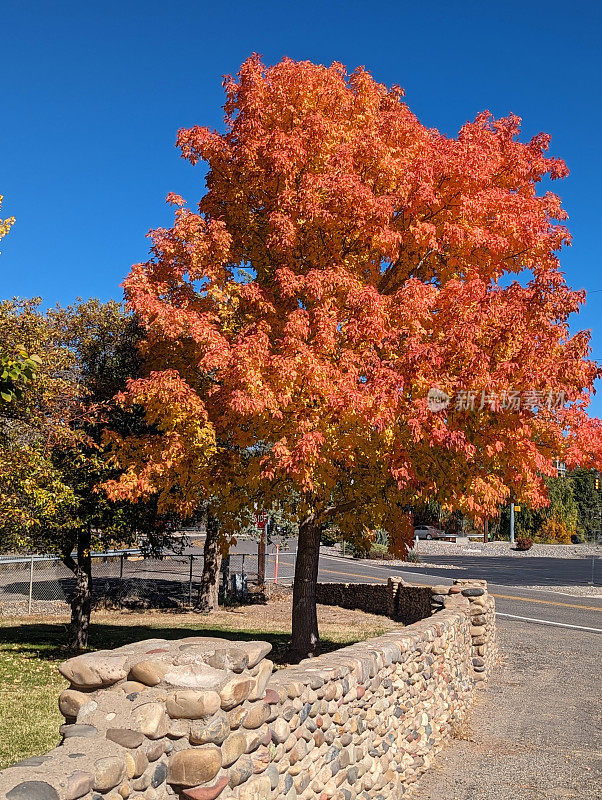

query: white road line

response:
[496,612,602,633]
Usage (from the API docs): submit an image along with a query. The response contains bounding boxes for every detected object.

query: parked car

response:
[414,525,444,540]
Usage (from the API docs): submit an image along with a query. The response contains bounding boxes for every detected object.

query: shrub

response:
[372,529,389,547]
[351,529,390,559]
[321,527,340,547]
[538,518,572,544]
[368,543,393,560]
[351,542,370,558]
[405,549,421,563]
[515,536,533,551]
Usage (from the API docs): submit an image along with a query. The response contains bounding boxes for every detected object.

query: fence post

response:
[274,545,279,584]
[188,554,194,606]
[221,554,230,600]
[28,556,34,615]
[120,553,124,579]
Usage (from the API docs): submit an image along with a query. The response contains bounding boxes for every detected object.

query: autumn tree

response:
[0,202,39,404]
[112,56,602,658]
[0,298,77,555]
[0,195,14,247]
[502,468,601,543]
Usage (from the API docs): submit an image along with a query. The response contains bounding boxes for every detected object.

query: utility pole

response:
[510,502,515,544]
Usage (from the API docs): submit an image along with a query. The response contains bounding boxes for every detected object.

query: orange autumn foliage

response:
[113,56,600,515]
[106,56,602,652]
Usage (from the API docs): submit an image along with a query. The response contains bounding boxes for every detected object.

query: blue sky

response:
[1,1,601,408]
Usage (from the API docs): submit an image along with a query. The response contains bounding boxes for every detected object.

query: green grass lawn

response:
[0,622,67,770]
[0,603,397,769]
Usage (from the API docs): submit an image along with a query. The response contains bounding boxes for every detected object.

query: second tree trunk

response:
[196,515,221,612]
[63,530,93,651]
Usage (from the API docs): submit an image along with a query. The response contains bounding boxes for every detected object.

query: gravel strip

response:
[397,561,468,571]
[0,599,69,616]
[414,540,601,558]
[519,584,602,598]
[324,541,601,560]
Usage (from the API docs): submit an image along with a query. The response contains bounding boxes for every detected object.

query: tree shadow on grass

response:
[0,621,353,666]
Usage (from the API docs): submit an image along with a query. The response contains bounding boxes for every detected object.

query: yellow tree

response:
[0,195,13,243]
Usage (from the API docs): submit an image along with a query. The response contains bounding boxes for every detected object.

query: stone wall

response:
[430,579,497,681]
[0,580,496,800]
[316,577,497,679]
[315,578,432,624]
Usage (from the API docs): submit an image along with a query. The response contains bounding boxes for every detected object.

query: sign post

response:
[255,511,267,586]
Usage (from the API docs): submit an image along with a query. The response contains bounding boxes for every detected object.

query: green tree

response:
[500,475,579,542]
[0,298,77,549]
[0,298,179,649]
[565,468,601,541]
[0,349,41,404]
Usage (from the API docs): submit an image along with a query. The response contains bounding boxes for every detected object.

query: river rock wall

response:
[0,580,496,800]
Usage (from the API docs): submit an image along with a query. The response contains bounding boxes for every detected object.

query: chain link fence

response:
[0,547,285,615]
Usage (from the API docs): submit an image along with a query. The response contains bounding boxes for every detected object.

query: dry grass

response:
[0,597,398,769]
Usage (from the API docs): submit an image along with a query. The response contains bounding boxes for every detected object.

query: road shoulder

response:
[413,618,601,800]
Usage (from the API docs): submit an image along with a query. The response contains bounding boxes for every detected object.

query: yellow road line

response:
[317,564,601,611]
[490,593,601,612]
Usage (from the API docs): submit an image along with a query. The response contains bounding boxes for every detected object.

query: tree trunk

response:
[290,514,322,660]
[63,530,92,651]
[195,515,221,612]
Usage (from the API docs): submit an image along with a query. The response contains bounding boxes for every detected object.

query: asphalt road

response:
[248,544,602,633]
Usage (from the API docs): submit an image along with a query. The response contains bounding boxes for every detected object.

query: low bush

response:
[321,528,340,547]
[367,543,395,560]
[351,543,369,559]
[515,536,533,551]
[351,528,391,559]
[538,518,572,544]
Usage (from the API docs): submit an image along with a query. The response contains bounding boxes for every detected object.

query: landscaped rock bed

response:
[413,540,601,558]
